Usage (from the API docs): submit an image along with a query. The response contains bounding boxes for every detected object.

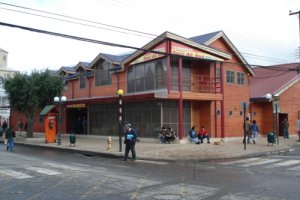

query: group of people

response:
[0,120,16,151]
[158,127,177,144]
[188,126,210,144]
[244,118,260,144]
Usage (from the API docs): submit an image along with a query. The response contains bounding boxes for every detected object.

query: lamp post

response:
[117,89,123,152]
[266,93,279,145]
[54,96,67,145]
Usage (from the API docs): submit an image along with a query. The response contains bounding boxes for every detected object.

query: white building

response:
[0,48,18,124]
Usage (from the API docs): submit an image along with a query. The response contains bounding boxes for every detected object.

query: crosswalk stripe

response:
[27,167,61,175]
[43,162,88,171]
[272,160,300,167]
[0,170,33,179]
[220,157,261,165]
[288,165,300,171]
[239,159,281,167]
[135,160,168,165]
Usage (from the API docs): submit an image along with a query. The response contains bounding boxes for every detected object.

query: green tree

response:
[3,70,63,138]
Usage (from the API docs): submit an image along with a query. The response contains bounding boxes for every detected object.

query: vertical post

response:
[178,57,183,140]
[275,103,279,145]
[117,89,124,152]
[57,103,61,145]
[243,102,246,150]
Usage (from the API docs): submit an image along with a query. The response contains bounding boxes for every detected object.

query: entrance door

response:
[66,108,87,134]
[278,113,288,136]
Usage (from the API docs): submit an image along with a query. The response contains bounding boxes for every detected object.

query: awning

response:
[40,105,57,116]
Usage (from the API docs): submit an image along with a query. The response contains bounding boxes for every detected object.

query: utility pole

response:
[290,10,300,60]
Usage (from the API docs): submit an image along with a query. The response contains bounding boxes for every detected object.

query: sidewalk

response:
[14,132,300,161]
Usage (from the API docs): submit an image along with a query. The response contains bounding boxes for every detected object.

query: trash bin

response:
[267,132,276,146]
[69,133,76,147]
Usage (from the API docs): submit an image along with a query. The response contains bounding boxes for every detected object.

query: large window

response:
[226,70,235,84]
[237,72,245,85]
[171,58,191,91]
[95,61,112,86]
[127,58,167,93]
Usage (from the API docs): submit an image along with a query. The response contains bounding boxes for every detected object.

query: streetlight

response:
[117,89,123,152]
[54,96,67,145]
[266,93,279,145]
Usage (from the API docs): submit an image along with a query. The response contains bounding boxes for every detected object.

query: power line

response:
[0,1,296,66]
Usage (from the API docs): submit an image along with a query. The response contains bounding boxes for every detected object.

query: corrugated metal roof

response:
[102,53,131,63]
[250,63,300,99]
[189,31,222,44]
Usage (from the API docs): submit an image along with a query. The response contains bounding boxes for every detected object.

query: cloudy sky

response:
[0,0,299,73]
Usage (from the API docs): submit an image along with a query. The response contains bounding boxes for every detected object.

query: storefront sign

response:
[130,42,167,65]
[171,41,224,61]
[67,104,86,108]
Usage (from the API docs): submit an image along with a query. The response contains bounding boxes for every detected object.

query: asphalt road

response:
[0,144,300,200]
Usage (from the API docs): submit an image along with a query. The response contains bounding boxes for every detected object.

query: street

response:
[0,144,300,200]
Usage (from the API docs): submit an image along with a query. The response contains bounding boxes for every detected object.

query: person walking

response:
[282,118,289,139]
[245,117,251,144]
[250,120,260,144]
[6,126,16,151]
[17,119,24,136]
[124,123,137,161]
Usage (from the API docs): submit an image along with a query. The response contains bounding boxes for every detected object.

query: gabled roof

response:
[190,31,254,76]
[250,63,300,100]
[57,65,76,75]
[121,31,232,70]
[89,52,132,69]
[74,61,91,72]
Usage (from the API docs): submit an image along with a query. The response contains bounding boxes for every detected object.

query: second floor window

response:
[237,72,245,85]
[79,72,86,89]
[226,71,235,84]
[95,61,112,86]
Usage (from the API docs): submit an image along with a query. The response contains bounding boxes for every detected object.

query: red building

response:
[11,31,255,141]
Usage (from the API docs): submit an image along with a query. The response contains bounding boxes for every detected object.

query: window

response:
[237,72,245,85]
[95,61,112,86]
[127,58,167,93]
[79,72,86,89]
[226,71,235,84]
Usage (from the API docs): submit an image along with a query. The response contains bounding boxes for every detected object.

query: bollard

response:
[107,136,112,150]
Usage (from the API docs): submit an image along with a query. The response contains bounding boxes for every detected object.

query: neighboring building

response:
[0,48,18,125]
[250,63,300,136]
[53,31,254,140]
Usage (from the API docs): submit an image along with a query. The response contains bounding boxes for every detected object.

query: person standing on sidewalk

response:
[250,120,260,144]
[282,118,289,139]
[6,126,16,151]
[124,123,137,161]
[245,117,252,144]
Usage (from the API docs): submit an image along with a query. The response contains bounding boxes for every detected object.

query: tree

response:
[3,70,63,138]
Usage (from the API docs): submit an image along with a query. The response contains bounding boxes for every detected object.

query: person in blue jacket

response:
[124,123,137,161]
[250,120,260,144]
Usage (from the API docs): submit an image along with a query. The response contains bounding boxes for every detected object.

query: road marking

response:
[27,167,61,175]
[0,170,33,179]
[288,165,300,171]
[239,159,281,167]
[219,157,261,165]
[43,162,89,171]
[135,160,168,165]
[272,160,300,166]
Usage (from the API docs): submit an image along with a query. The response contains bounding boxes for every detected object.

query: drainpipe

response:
[220,62,225,138]
[178,57,183,140]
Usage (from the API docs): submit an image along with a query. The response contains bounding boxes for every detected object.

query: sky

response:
[0,0,299,73]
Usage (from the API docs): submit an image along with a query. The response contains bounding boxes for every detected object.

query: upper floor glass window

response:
[237,72,245,85]
[226,70,235,84]
[127,58,167,93]
[95,61,112,86]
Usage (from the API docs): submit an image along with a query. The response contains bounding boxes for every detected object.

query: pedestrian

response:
[245,117,251,144]
[282,118,289,139]
[17,119,23,136]
[250,120,260,144]
[2,120,8,133]
[123,123,137,161]
[158,126,166,143]
[5,126,16,151]
[188,126,199,144]
[198,126,210,144]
